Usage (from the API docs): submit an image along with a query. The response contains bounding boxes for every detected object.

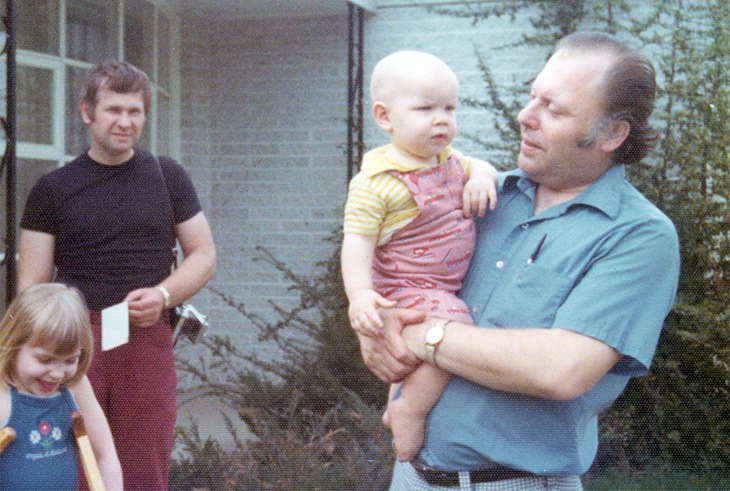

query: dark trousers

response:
[80,311,177,491]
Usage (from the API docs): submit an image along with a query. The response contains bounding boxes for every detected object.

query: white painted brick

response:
[179,5,550,356]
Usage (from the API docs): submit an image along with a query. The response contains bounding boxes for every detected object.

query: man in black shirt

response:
[18,60,216,490]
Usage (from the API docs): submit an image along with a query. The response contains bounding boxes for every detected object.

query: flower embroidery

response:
[30,430,42,444]
[39,421,51,435]
[29,420,63,448]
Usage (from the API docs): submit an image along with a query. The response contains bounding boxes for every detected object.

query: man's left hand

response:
[358,308,425,383]
[125,287,166,328]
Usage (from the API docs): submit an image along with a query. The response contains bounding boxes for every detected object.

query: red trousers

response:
[81,311,177,491]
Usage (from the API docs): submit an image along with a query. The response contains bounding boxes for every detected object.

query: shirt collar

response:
[360,145,455,177]
[503,164,625,219]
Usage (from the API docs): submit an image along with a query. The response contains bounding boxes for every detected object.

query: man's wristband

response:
[155,285,171,309]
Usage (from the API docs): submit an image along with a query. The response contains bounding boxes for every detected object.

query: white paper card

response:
[101,302,129,351]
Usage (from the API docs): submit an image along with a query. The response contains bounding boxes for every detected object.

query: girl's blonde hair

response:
[0,283,93,389]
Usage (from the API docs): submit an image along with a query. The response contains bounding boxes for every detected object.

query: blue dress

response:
[0,387,79,490]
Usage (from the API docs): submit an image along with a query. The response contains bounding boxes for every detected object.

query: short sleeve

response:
[158,156,202,225]
[343,172,387,236]
[21,176,58,234]
[554,215,680,375]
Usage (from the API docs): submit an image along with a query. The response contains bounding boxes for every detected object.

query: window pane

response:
[66,0,119,63]
[0,157,58,262]
[124,0,154,78]
[157,92,171,154]
[17,0,60,55]
[157,13,171,90]
[66,66,88,156]
[17,66,53,145]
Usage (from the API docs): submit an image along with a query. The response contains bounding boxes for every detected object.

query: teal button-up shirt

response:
[421,165,680,475]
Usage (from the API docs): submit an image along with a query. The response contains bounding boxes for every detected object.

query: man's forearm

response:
[402,319,622,400]
[157,246,216,306]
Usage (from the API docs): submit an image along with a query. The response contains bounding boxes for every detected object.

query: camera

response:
[171,304,209,345]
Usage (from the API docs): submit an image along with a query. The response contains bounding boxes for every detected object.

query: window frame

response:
[4,0,180,168]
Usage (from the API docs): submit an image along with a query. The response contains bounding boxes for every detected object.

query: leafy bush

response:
[171,239,395,490]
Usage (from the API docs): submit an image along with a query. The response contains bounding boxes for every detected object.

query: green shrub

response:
[171,239,395,490]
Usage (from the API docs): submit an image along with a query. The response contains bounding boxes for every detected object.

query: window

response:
[0,0,180,291]
[66,0,119,63]
[3,0,179,162]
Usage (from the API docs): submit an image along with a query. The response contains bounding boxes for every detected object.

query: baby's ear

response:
[372,102,392,131]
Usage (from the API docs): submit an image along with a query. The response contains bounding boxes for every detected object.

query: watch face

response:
[427,324,444,344]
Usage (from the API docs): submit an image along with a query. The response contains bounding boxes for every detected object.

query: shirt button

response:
[521,223,529,229]
[496,261,504,269]
[472,306,480,313]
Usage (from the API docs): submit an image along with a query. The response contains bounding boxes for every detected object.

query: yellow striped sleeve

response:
[344,171,418,245]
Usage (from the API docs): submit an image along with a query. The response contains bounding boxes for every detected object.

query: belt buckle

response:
[411,459,459,487]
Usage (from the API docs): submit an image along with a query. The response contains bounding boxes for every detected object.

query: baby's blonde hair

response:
[370,50,457,104]
[0,283,93,389]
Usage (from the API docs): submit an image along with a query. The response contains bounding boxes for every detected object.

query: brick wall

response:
[177,5,545,356]
[179,15,350,355]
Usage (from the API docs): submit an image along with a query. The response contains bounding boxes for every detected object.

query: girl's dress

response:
[0,387,79,490]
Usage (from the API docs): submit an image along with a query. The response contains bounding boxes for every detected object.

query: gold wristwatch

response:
[425,319,449,366]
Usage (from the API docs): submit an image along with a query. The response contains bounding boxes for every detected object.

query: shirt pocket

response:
[482,263,574,328]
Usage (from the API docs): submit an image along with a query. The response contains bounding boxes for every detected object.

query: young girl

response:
[0,283,122,490]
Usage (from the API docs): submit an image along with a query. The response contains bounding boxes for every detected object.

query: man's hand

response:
[358,308,425,383]
[125,287,166,328]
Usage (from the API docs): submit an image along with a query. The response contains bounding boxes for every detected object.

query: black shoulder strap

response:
[152,155,180,267]
[153,156,172,208]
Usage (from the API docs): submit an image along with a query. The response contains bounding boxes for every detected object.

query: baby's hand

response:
[348,289,397,337]
[463,160,498,217]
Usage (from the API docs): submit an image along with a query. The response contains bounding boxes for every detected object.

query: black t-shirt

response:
[21,150,202,310]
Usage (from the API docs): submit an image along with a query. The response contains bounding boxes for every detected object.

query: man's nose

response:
[517,102,536,128]
[117,112,133,126]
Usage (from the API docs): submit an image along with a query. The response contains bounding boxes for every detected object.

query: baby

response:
[342,50,497,462]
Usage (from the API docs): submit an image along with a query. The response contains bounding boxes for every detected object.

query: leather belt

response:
[411,460,537,486]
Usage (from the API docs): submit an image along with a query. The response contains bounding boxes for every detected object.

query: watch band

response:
[155,285,171,309]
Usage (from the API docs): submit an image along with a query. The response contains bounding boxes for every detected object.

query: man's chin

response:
[516,154,532,171]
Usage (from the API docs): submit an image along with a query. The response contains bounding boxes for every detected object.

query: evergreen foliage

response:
[608,0,730,474]
[171,241,394,490]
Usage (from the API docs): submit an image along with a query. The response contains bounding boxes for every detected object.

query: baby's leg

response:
[385,363,450,462]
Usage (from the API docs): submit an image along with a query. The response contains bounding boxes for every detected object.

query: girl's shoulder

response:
[0,386,10,426]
